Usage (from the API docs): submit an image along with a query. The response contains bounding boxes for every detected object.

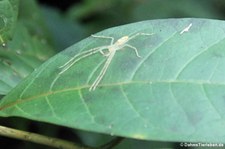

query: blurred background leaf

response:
[0,0,55,96]
[41,6,86,51]
[0,0,18,44]
[66,0,225,33]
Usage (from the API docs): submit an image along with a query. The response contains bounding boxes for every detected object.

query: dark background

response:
[38,0,81,11]
[35,0,225,51]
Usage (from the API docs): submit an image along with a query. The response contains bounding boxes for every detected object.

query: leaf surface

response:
[0,0,55,95]
[0,0,18,44]
[0,23,55,95]
[1,18,225,143]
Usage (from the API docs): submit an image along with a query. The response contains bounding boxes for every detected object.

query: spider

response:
[59,32,154,91]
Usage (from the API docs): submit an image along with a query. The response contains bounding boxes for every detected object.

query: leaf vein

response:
[119,85,150,128]
[2,80,225,111]
[45,96,61,120]
[15,105,33,117]
[201,84,223,119]
[174,37,225,79]
[169,83,196,130]
[19,60,52,99]
[78,89,96,124]
[130,31,178,80]
[208,58,220,81]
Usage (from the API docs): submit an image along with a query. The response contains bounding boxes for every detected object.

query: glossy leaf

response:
[0,0,55,95]
[0,0,18,44]
[1,18,225,143]
[0,23,55,95]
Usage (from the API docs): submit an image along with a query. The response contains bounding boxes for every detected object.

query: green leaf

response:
[18,0,53,44]
[41,6,86,51]
[0,23,55,95]
[0,0,56,95]
[0,0,18,44]
[1,18,225,143]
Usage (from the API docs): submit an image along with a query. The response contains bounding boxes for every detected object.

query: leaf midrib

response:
[0,79,223,111]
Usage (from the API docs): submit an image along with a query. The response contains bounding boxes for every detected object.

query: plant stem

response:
[0,125,92,149]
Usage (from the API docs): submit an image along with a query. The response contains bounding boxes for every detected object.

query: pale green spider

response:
[59,32,154,91]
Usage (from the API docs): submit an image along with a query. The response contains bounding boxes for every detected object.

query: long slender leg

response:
[59,46,107,75]
[127,32,154,42]
[91,35,115,56]
[89,51,116,91]
[51,47,107,91]
[124,44,141,58]
[91,35,115,45]
[119,32,154,58]
[59,46,107,69]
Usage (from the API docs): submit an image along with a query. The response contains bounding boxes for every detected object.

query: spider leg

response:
[59,46,107,75]
[99,50,110,56]
[59,46,108,69]
[123,44,141,58]
[89,51,116,91]
[120,32,154,58]
[127,32,154,42]
[91,35,114,45]
[91,34,115,56]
